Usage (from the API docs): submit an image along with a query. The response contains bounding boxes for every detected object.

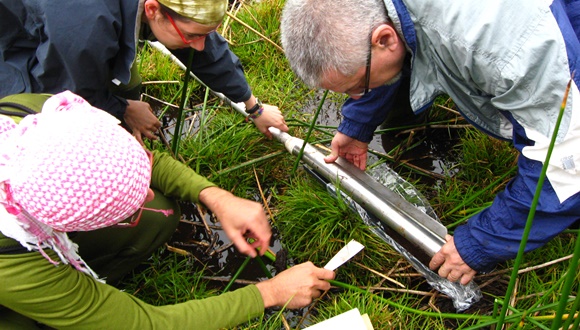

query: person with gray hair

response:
[281,0,580,285]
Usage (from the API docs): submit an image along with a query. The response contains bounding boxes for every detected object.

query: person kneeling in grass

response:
[0,91,334,329]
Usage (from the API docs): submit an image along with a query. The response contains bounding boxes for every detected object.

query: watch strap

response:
[245,98,263,114]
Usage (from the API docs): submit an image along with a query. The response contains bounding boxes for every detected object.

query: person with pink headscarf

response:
[0,91,334,329]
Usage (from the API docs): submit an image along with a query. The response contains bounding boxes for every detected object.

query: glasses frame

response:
[115,150,154,228]
[363,40,372,95]
[164,12,214,45]
[350,34,373,97]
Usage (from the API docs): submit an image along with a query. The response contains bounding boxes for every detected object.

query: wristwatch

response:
[245,98,263,115]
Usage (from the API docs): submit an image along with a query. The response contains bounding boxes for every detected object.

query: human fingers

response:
[247,228,272,256]
[460,271,476,285]
[132,131,145,146]
[314,279,330,294]
[230,234,257,258]
[314,278,332,292]
[360,156,367,170]
[429,251,445,270]
[141,127,158,140]
[345,152,353,162]
[311,274,333,293]
[447,267,477,285]
[152,119,162,130]
[298,262,335,282]
[248,238,270,256]
[247,208,272,244]
[262,130,273,140]
[223,222,269,258]
[255,111,288,133]
[278,121,289,132]
[251,119,271,138]
[318,267,336,281]
[429,235,453,270]
[146,113,162,131]
[267,109,288,129]
[301,272,333,304]
[241,214,272,256]
[437,263,451,279]
[447,270,463,283]
[324,149,339,163]
[350,153,366,170]
[325,133,351,163]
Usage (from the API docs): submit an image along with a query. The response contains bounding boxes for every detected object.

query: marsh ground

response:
[119,1,579,329]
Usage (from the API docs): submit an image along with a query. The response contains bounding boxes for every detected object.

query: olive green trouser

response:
[71,188,181,285]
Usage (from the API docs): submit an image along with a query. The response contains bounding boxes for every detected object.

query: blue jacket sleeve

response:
[454,118,580,272]
[338,80,403,142]
[0,1,137,120]
[563,0,580,40]
[169,33,252,103]
[454,155,580,272]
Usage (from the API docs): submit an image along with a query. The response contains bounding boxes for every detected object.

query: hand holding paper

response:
[255,240,362,310]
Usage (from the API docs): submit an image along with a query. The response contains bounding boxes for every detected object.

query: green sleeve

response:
[150,150,216,204]
[0,251,265,329]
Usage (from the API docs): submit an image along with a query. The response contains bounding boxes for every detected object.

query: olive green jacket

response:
[0,111,265,329]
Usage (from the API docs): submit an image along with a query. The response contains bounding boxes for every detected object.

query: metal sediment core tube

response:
[269,127,447,257]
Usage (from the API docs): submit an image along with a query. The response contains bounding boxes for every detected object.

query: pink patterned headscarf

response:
[0,91,151,279]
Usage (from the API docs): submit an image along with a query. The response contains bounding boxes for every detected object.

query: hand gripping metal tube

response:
[268,127,447,257]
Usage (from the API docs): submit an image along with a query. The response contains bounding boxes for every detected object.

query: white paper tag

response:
[304,308,373,330]
[323,240,365,271]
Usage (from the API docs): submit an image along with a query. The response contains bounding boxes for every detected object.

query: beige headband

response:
[158,0,227,25]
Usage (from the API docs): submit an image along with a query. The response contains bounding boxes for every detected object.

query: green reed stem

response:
[255,256,273,279]
[171,48,194,157]
[223,256,252,293]
[291,90,329,174]
[553,232,580,329]
[497,80,571,328]
[262,248,277,263]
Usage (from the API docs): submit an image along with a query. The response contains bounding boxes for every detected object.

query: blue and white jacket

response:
[340,0,580,272]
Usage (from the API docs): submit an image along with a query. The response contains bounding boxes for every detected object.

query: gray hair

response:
[281,0,387,88]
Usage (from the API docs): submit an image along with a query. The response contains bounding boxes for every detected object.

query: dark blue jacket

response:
[0,0,251,120]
